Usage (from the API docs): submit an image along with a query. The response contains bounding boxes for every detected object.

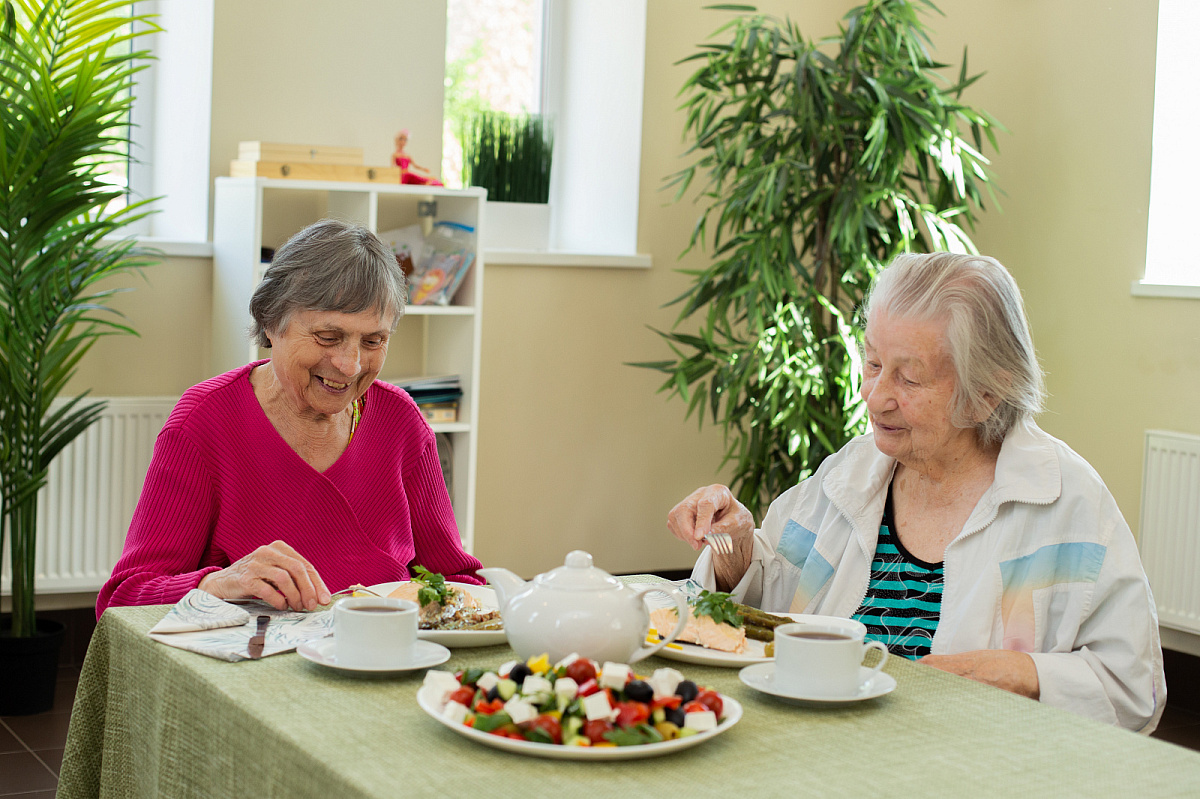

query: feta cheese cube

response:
[504,697,538,725]
[554,677,579,703]
[599,662,632,690]
[684,709,718,732]
[422,670,463,705]
[649,667,685,699]
[476,671,500,693]
[582,690,615,721]
[521,674,553,699]
[441,701,470,724]
[497,660,520,678]
[554,652,580,671]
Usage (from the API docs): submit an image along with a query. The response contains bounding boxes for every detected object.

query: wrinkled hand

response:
[667,484,755,551]
[199,540,331,611]
[919,649,1040,699]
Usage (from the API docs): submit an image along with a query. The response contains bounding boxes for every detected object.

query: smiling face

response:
[861,311,980,470]
[265,308,393,421]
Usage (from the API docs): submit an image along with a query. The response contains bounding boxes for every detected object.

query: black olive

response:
[624,679,653,704]
[675,679,698,703]
[665,706,686,727]
[486,685,500,702]
[508,662,532,685]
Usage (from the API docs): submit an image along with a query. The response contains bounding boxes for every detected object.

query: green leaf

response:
[692,589,744,628]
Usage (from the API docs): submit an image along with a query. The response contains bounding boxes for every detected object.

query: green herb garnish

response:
[411,565,454,607]
[692,590,744,628]
[471,711,513,733]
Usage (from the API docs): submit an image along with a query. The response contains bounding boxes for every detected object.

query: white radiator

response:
[0,396,175,595]
[1140,429,1200,635]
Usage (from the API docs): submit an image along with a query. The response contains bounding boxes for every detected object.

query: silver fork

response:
[703,532,734,555]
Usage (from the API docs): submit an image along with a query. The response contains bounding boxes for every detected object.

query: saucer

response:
[738,662,897,704]
[297,637,451,673]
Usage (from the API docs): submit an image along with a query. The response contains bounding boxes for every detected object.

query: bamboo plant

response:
[460,109,553,203]
[635,1,1001,519]
[0,0,157,637]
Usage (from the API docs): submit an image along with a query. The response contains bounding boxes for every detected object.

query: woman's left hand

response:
[919,649,1040,699]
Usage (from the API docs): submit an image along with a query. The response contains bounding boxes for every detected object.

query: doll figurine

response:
[392,129,444,186]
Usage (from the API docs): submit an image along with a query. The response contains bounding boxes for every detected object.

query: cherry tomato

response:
[449,686,475,707]
[474,698,505,715]
[577,678,601,697]
[614,701,651,728]
[651,695,682,710]
[522,714,563,745]
[565,659,597,684]
[582,718,615,744]
[683,700,709,715]
[695,689,723,717]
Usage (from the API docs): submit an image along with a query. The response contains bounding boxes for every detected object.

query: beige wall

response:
[71,0,1199,580]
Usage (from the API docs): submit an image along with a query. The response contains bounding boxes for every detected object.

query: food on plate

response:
[386,567,501,631]
[421,653,728,747]
[649,590,793,654]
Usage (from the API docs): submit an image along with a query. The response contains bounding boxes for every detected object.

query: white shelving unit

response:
[212,177,485,552]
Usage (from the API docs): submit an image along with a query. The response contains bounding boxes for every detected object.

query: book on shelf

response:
[391,375,463,423]
[421,402,459,424]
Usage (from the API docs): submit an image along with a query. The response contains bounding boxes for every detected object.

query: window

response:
[1137,0,1200,297]
[444,0,647,258]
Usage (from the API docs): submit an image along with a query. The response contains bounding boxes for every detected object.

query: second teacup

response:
[334,597,418,669]
[773,616,889,698]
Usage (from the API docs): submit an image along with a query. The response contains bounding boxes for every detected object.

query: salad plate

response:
[647,612,807,668]
[738,662,897,704]
[416,686,742,761]
[363,581,507,647]
[298,637,451,674]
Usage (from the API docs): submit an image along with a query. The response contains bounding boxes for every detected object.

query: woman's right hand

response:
[666,484,754,551]
[198,540,331,611]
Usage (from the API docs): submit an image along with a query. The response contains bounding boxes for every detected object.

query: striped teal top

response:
[852,486,944,659]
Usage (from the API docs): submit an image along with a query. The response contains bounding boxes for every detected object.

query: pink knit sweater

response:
[97,362,482,617]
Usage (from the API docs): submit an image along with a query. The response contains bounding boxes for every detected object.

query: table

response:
[58,605,1200,798]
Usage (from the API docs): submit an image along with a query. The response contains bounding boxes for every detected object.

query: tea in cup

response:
[773,616,888,698]
[334,597,418,668]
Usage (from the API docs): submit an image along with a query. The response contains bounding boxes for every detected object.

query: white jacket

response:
[693,418,1166,732]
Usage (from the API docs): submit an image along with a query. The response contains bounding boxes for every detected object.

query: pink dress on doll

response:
[394,154,444,186]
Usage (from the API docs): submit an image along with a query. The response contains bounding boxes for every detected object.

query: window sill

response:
[1130,281,1200,299]
[484,249,651,269]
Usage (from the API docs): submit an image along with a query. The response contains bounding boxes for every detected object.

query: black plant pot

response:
[0,616,66,715]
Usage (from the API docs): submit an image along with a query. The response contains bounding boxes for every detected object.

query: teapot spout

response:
[477,567,527,609]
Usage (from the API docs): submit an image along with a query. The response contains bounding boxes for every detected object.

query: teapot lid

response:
[534,550,622,592]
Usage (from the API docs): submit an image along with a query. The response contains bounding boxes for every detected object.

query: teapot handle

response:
[630,584,690,663]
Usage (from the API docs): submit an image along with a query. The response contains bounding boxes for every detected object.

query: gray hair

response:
[861,252,1045,446]
[249,219,406,348]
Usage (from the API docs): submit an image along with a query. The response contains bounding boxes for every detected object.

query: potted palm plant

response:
[635,0,1001,519]
[0,0,157,714]
[460,109,554,250]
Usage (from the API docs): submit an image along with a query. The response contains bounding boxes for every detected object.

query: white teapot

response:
[479,551,689,665]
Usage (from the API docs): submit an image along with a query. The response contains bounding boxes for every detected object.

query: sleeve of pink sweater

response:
[405,431,483,585]
[96,428,223,616]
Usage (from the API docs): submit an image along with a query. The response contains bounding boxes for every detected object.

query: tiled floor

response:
[0,664,80,798]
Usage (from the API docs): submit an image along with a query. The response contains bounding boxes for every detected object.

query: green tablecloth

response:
[58,605,1200,798]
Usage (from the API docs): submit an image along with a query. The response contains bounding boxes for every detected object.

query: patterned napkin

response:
[148,589,335,662]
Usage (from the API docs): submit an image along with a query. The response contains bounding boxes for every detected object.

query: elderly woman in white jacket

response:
[668,252,1165,732]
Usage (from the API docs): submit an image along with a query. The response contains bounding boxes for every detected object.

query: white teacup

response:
[773,616,889,698]
[334,597,418,668]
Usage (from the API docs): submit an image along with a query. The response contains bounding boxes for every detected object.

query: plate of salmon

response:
[361,580,507,647]
[646,588,799,667]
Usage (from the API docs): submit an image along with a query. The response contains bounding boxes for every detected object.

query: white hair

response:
[862,252,1045,445]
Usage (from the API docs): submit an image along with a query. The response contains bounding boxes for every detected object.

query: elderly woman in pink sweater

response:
[98,220,481,616]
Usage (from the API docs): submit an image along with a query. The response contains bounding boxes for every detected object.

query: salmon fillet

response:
[388,582,480,625]
[650,606,747,654]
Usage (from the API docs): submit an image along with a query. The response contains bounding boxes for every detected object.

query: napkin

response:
[148,589,335,662]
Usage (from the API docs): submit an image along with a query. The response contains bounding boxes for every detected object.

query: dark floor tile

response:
[0,750,57,793]
[51,675,79,714]
[1154,704,1200,732]
[35,747,64,776]
[0,722,23,755]
[1151,722,1200,752]
[1,711,72,752]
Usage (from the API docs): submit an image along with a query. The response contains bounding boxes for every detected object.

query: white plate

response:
[416,686,742,760]
[738,662,897,704]
[297,637,451,673]
[364,581,506,647]
[647,612,807,668]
